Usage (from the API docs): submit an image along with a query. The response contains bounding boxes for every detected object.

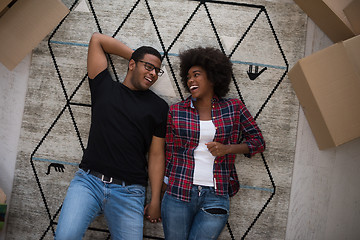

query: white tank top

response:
[193,120,216,186]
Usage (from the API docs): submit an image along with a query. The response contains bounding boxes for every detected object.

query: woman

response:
[161,47,265,239]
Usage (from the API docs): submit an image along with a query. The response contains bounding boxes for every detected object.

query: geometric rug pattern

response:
[6,0,306,239]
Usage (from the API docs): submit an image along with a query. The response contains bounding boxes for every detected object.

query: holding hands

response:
[144,201,161,223]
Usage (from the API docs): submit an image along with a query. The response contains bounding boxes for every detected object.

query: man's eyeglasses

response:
[138,60,164,77]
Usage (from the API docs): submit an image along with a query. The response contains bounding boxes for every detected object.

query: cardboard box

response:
[0,188,5,204]
[288,35,360,150]
[0,0,13,11]
[294,0,357,43]
[0,0,13,18]
[344,0,360,35]
[0,0,13,13]
[0,0,69,70]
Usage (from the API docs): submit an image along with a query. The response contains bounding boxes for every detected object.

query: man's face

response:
[129,54,162,91]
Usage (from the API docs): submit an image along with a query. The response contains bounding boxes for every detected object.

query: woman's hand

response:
[205,142,231,157]
[206,142,250,156]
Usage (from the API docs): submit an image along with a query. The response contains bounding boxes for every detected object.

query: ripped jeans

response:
[161,185,229,240]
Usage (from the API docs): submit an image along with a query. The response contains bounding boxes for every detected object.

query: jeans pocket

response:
[75,168,86,177]
[126,185,145,196]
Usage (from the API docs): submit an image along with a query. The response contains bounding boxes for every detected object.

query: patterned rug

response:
[6,0,306,239]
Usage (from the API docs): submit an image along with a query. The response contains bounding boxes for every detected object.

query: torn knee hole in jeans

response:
[204,208,228,215]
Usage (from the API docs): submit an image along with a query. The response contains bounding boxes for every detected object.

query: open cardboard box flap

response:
[294,0,358,43]
[0,0,69,70]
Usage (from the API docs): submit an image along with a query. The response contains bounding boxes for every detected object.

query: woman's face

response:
[186,66,214,100]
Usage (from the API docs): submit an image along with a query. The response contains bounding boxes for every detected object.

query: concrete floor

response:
[1,0,360,239]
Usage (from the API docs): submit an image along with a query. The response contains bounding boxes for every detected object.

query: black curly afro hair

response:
[179,47,233,98]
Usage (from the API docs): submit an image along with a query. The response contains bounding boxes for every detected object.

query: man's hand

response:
[87,33,133,79]
[144,201,161,223]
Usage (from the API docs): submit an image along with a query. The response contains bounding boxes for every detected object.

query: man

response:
[55,33,168,240]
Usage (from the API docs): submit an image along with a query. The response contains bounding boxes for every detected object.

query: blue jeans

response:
[161,185,229,240]
[55,169,146,240]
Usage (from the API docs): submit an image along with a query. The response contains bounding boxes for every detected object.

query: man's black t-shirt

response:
[80,69,169,186]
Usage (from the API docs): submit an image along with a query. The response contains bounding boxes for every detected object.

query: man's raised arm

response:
[87,33,134,79]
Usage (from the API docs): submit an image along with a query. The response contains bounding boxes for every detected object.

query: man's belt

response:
[82,168,129,186]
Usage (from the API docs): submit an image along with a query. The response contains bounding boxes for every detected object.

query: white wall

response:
[0,55,30,240]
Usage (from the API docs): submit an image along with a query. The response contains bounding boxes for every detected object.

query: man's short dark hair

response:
[130,46,162,62]
[179,47,233,97]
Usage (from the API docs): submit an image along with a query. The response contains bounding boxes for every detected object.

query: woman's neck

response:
[194,97,212,121]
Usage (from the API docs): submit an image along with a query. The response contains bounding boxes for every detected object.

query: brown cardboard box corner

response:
[344,0,360,35]
[294,0,358,43]
[0,0,69,70]
[288,35,360,149]
[0,188,5,204]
